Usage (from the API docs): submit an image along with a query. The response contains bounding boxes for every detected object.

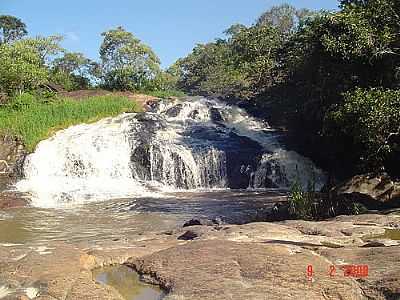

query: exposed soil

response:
[60,89,162,110]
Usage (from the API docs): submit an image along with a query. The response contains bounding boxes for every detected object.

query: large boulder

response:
[332,174,400,209]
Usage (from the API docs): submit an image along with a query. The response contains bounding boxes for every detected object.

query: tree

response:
[99,26,161,91]
[325,88,400,175]
[176,40,251,98]
[0,41,48,95]
[0,15,27,44]
[20,35,64,64]
[230,24,282,92]
[257,4,315,36]
[52,52,91,75]
[51,52,93,90]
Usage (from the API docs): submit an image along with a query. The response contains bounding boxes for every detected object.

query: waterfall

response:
[16,97,325,208]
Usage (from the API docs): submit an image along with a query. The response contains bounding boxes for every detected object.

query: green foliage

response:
[176,33,259,99]
[52,52,90,74]
[51,52,94,90]
[0,94,141,151]
[20,35,64,64]
[288,181,315,220]
[0,40,49,95]
[99,26,161,91]
[230,24,282,93]
[326,88,400,172]
[0,15,27,44]
[288,177,369,220]
[175,5,314,99]
[256,4,315,36]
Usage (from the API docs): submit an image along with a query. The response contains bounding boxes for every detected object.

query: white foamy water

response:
[17,97,325,208]
[16,115,152,208]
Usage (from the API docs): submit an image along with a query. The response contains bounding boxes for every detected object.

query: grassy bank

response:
[0,94,141,151]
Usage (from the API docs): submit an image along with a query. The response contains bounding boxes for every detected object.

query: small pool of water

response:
[375,229,400,240]
[93,265,166,300]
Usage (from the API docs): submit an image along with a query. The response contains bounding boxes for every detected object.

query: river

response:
[1,96,322,246]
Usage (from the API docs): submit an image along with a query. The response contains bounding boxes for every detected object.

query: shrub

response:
[0,41,48,95]
[326,88,400,175]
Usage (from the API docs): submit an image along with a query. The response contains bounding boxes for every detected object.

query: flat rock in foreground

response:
[129,240,364,300]
[1,213,399,299]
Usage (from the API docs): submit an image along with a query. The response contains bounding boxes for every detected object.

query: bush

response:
[326,88,400,175]
[0,41,48,95]
[287,180,369,220]
[288,181,315,220]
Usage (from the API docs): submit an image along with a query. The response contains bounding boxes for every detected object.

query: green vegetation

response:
[0,15,183,151]
[287,180,368,221]
[326,88,400,174]
[0,18,181,98]
[51,52,96,91]
[0,15,27,44]
[174,0,400,179]
[99,26,160,91]
[0,39,48,95]
[0,94,140,151]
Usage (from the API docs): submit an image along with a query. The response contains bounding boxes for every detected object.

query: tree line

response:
[0,17,178,97]
[172,0,400,179]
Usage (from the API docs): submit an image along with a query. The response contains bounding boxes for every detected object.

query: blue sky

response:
[2,0,339,68]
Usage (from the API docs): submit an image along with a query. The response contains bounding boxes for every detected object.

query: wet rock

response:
[209,108,223,123]
[332,173,400,209]
[165,104,183,117]
[0,192,29,209]
[177,230,199,240]
[0,135,26,179]
[183,218,218,227]
[361,241,386,248]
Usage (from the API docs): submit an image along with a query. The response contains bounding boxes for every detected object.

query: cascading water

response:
[16,97,325,208]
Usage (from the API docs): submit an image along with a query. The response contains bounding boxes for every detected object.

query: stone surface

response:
[130,240,364,300]
[318,246,400,300]
[0,242,120,300]
[0,213,399,299]
[333,174,400,209]
[183,217,222,227]
[0,135,26,178]
[0,192,29,209]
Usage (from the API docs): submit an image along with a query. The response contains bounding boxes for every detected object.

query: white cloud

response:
[65,31,79,42]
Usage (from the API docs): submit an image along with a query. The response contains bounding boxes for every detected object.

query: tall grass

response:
[0,93,141,151]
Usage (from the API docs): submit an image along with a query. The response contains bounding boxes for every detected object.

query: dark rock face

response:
[333,174,400,209]
[177,230,199,240]
[0,135,26,179]
[165,104,183,117]
[126,110,266,189]
[183,217,223,227]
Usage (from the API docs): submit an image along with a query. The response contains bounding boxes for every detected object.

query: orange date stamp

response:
[307,264,369,280]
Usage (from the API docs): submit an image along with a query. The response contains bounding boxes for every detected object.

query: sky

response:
[1,0,339,68]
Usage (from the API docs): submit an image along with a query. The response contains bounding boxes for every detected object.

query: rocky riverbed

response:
[0,210,399,300]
